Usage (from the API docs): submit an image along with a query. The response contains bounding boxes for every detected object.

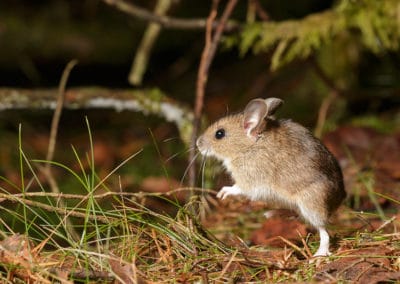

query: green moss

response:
[235,0,400,70]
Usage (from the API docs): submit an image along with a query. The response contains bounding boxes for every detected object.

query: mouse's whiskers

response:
[165,147,191,163]
[181,149,200,186]
[200,154,208,189]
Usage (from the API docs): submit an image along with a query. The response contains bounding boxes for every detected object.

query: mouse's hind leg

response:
[297,203,331,257]
[313,227,331,256]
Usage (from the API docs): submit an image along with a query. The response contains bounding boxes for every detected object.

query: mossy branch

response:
[0,87,194,145]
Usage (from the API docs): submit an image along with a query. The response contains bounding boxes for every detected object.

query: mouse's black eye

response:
[215,128,225,139]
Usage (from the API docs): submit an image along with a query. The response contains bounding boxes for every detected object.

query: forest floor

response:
[0,123,399,283]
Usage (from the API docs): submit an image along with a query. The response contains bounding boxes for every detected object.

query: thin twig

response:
[203,0,238,73]
[314,90,338,138]
[310,58,343,138]
[0,187,217,202]
[278,236,309,260]
[251,0,270,21]
[128,0,172,85]
[42,60,79,241]
[218,250,238,280]
[4,193,112,223]
[187,0,219,191]
[299,231,313,258]
[188,0,238,190]
[193,0,220,128]
[375,216,396,232]
[45,60,78,165]
[102,0,238,31]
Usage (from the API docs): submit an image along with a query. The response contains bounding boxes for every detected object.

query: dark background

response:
[0,0,399,193]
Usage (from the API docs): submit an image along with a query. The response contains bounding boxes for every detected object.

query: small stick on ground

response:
[0,187,216,202]
[278,236,309,260]
[218,250,238,280]
[299,231,313,258]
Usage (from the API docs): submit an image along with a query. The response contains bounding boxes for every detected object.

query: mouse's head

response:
[196,98,284,163]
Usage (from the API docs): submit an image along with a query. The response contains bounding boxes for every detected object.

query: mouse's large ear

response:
[243,98,284,138]
[264,97,284,116]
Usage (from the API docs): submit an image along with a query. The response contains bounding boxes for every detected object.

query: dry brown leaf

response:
[109,257,146,284]
[315,247,400,283]
[250,216,308,247]
[0,234,41,282]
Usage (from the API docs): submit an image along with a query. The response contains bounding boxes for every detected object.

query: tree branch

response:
[102,0,238,31]
[0,87,194,144]
[128,0,172,85]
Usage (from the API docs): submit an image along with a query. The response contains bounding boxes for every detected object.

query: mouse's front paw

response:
[216,185,242,200]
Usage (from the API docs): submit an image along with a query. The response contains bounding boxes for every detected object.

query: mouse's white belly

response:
[243,185,295,209]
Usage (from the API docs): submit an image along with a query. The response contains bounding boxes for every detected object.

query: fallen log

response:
[0,87,194,144]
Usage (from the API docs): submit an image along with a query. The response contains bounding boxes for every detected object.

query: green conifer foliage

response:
[238,0,400,70]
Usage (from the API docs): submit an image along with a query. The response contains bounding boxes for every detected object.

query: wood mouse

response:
[196,98,346,256]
